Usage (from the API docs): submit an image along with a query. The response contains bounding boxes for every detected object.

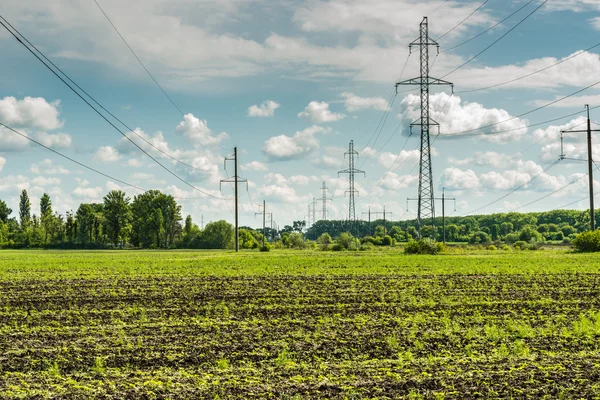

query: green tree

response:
[199,220,234,249]
[40,193,52,244]
[19,189,31,230]
[103,190,132,247]
[317,232,333,250]
[239,229,259,249]
[0,200,12,223]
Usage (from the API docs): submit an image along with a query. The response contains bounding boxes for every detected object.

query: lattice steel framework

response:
[396,17,453,238]
[338,140,365,221]
[318,181,332,221]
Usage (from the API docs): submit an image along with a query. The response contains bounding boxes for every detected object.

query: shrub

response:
[470,231,491,244]
[514,240,527,250]
[504,233,519,244]
[404,238,444,255]
[359,242,375,251]
[259,243,271,252]
[331,243,345,252]
[317,233,333,251]
[382,235,393,246]
[501,245,510,251]
[486,245,497,251]
[573,230,600,252]
[562,237,571,245]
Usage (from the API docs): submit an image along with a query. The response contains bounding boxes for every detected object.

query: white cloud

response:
[0,96,63,130]
[0,175,30,194]
[34,131,72,149]
[448,151,517,169]
[480,170,532,191]
[127,158,143,167]
[263,125,329,160]
[241,161,268,171]
[30,159,70,175]
[32,176,61,186]
[378,149,419,169]
[289,175,320,185]
[94,146,121,162]
[401,93,529,143]
[341,92,389,112]
[72,186,103,200]
[442,167,480,190]
[175,113,228,146]
[248,100,280,117]
[592,17,600,30]
[380,171,418,190]
[532,94,600,108]
[0,157,5,173]
[0,126,30,151]
[311,146,346,169]
[298,101,345,122]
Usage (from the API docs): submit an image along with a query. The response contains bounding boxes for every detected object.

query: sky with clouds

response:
[1,0,600,228]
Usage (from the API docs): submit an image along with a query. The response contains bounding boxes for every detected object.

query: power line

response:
[440,0,548,79]
[464,158,562,215]
[508,174,587,212]
[91,0,230,151]
[445,82,600,137]
[437,0,491,41]
[457,41,600,94]
[359,94,397,168]
[429,0,450,16]
[0,15,212,174]
[0,15,229,201]
[442,0,536,53]
[0,121,146,192]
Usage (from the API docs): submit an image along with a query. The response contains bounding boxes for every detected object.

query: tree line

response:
[0,188,594,249]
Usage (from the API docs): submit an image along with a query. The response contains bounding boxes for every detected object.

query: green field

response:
[2,249,600,398]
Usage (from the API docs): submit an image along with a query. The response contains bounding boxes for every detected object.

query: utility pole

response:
[362,206,372,235]
[371,207,393,236]
[561,104,599,231]
[220,147,248,252]
[268,213,273,242]
[396,17,453,238]
[255,200,266,248]
[312,197,317,226]
[319,181,332,220]
[408,188,456,242]
[338,140,366,231]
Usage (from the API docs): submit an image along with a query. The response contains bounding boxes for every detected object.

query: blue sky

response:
[1,0,600,228]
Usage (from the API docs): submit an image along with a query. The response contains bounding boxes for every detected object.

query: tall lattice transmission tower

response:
[318,181,332,221]
[338,140,365,221]
[396,17,453,238]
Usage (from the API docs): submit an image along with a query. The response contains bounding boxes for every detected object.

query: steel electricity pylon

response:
[396,17,453,238]
[318,181,332,221]
[338,140,365,221]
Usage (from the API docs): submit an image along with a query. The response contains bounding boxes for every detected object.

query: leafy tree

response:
[500,222,514,235]
[292,220,306,233]
[239,229,259,249]
[0,200,12,223]
[374,225,386,238]
[103,190,132,247]
[470,231,491,244]
[519,225,543,243]
[198,220,234,249]
[40,193,53,244]
[19,190,31,229]
[317,232,333,250]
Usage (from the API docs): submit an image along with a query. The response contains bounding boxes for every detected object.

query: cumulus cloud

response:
[34,131,72,149]
[311,146,346,169]
[448,151,516,169]
[127,158,143,167]
[0,126,30,151]
[442,167,480,190]
[263,125,330,160]
[380,171,418,190]
[30,159,70,175]
[248,100,280,117]
[400,93,529,143]
[73,186,103,199]
[289,175,320,185]
[0,157,5,173]
[241,161,268,171]
[175,113,228,146]
[378,149,419,169]
[341,92,389,112]
[0,96,63,130]
[94,146,121,162]
[298,101,345,122]
[32,176,61,186]
[0,175,30,194]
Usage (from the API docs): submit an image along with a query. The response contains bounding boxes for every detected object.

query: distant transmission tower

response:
[338,140,365,221]
[318,181,332,220]
[396,17,453,238]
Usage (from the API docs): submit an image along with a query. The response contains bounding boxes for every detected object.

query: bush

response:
[486,245,497,251]
[359,242,375,251]
[404,238,444,255]
[504,233,519,244]
[317,233,333,251]
[331,243,345,252]
[501,245,510,251]
[573,230,600,252]
[562,237,571,245]
[470,231,491,244]
[382,235,393,246]
[514,240,527,250]
[259,243,271,252]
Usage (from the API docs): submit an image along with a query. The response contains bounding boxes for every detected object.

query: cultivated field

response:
[1,249,600,398]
